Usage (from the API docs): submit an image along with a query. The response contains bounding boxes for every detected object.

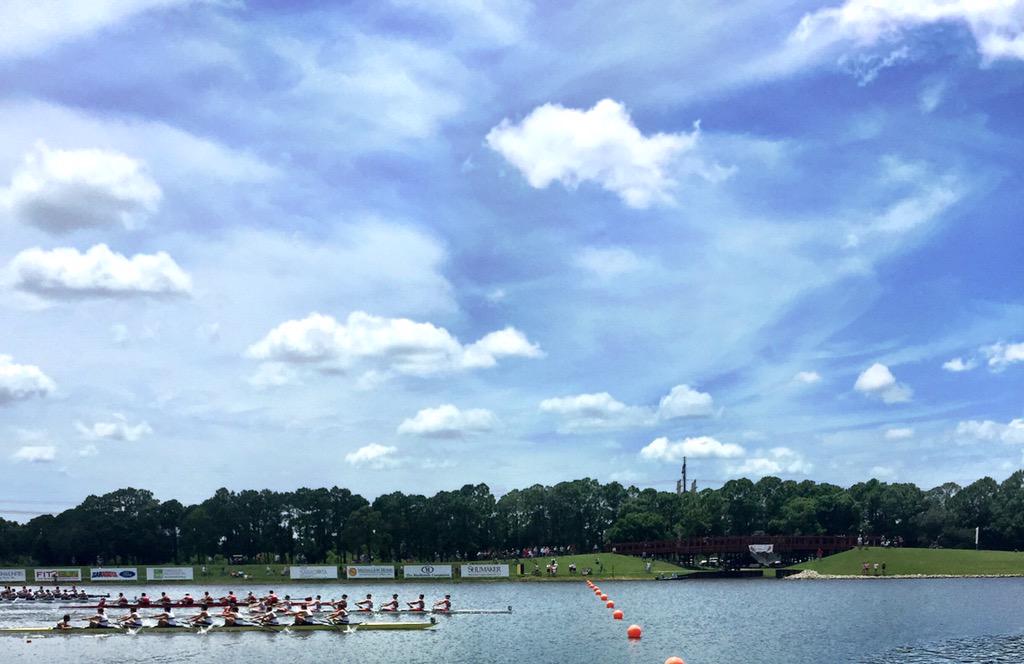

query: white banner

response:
[403,564,452,579]
[35,568,82,582]
[749,544,774,554]
[460,564,509,578]
[290,565,338,580]
[0,569,26,582]
[345,565,394,579]
[146,567,194,581]
[90,567,138,581]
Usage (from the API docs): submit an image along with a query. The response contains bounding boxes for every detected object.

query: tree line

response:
[2,472,1023,565]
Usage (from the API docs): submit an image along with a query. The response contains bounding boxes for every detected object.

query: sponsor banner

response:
[0,569,26,582]
[90,567,138,581]
[403,564,452,579]
[34,568,82,583]
[147,567,194,581]
[460,564,509,578]
[344,565,394,579]
[289,565,338,580]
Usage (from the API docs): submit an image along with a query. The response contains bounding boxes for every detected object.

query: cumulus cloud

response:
[981,341,1024,371]
[794,371,822,384]
[955,419,1024,445]
[657,384,715,419]
[11,445,56,463]
[397,404,497,438]
[75,415,153,442]
[731,447,812,476]
[574,247,647,280]
[540,392,652,432]
[854,363,912,404]
[9,244,192,298]
[640,435,745,462]
[344,443,400,469]
[0,355,56,404]
[942,357,976,372]
[486,99,703,208]
[246,311,542,379]
[1,142,161,233]
[792,0,1024,64]
[78,444,99,457]
[247,362,299,389]
[884,427,914,440]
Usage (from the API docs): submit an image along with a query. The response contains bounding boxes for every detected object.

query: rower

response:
[244,591,258,605]
[96,597,107,608]
[433,594,452,612]
[138,593,151,607]
[187,604,214,627]
[253,607,280,625]
[223,605,252,626]
[158,592,172,605]
[55,614,73,630]
[406,594,426,611]
[264,590,279,606]
[380,594,399,612]
[201,592,215,606]
[115,592,130,607]
[290,605,315,626]
[355,594,373,612]
[220,591,238,604]
[310,595,322,612]
[180,593,195,606]
[151,602,178,628]
[327,601,349,625]
[118,608,143,628]
[86,607,111,629]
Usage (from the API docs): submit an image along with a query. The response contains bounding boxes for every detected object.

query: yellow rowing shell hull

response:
[0,622,434,635]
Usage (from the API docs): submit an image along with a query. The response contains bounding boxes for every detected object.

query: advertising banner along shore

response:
[146,567,194,581]
[90,567,139,581]
[290,565,339,580]
[345,565,394,579]
[460,564,510,578]
[0,569,26,582]
[35,568,82,583]
[403,564,453,579]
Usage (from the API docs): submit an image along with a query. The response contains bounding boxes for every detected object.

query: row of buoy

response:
[585,579,684,664]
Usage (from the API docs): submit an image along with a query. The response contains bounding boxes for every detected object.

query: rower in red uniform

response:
[138,593,152,607]
[201,592,215,606]
[115,593,129,607]
[355,594,373,612]
[406,594,426,611]
[180,593,195,606]
[379,594,399,612]
[96,597,107,609]
[433,594,451,612]
[264,590,279,607]
[158,592,173,605]
[220,591,238,605]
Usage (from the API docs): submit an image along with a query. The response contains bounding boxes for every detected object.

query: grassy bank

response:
[7,554,687,584]
[793,547,1024,576]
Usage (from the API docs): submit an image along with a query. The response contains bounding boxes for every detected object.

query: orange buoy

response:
[665,658,685,664]
[627,624,643,639]
[613,609,624,620]
[606,600,615,608]
[600,594,608,601]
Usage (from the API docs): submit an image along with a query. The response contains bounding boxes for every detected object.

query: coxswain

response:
[406,594,426,611]
[355,594,373,612]
[118,608,143,628]
[138,592,152,607]
[115,592,130,607]
[55,614,73,630]
[86,607,111,629]
[180,592,195,606]
[151,602,178,627]
[380,594,399,612]
[433,594,451,612]
[187,604,213,626]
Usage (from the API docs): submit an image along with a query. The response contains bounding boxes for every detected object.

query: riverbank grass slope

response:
[793,547,1024,576]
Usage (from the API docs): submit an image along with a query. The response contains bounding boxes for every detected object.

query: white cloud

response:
[870,465,896,479]
[247,362,299,389]
[942,356,976,372]
[854,362,912,404]
[397,404,497,438]
[75,415,153,442]
[78,444,99,457]
[389,0,531,46]
[640,435,745,462]
[574,247,647,280]
[344,443,400,469]
[955,419,1024,445]
[486,99,702,208]
[792,0,1024,65]
[794,370,822,384]
[657,384,715,419]
[9,244,192,298]
[0,355,56,404]
[981,341,1024,371]
[731,447,812,476]
[11,445,56,463]
[540,392,652,432]
[884,427,914,440]
[919,80,947,113]
[246,311,542,378]
[1,142,161,233]
[0,0,194,59]
[839,45,910,85]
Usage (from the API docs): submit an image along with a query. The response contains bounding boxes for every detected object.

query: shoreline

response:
[785,569,1024,580]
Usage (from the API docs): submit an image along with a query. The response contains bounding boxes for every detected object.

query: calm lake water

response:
[1,579,1022,663]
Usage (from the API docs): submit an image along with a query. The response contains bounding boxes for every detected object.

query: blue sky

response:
[1,0,1022,516]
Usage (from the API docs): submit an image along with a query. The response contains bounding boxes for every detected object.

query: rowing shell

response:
[371,607,512,615]
[0,621,435,635]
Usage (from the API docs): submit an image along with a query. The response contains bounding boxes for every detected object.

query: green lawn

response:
[793,547,1024,576]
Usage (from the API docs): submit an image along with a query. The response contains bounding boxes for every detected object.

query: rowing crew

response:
[352,593,451,613]
[61,603,354,630]
[1,586,90,601]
